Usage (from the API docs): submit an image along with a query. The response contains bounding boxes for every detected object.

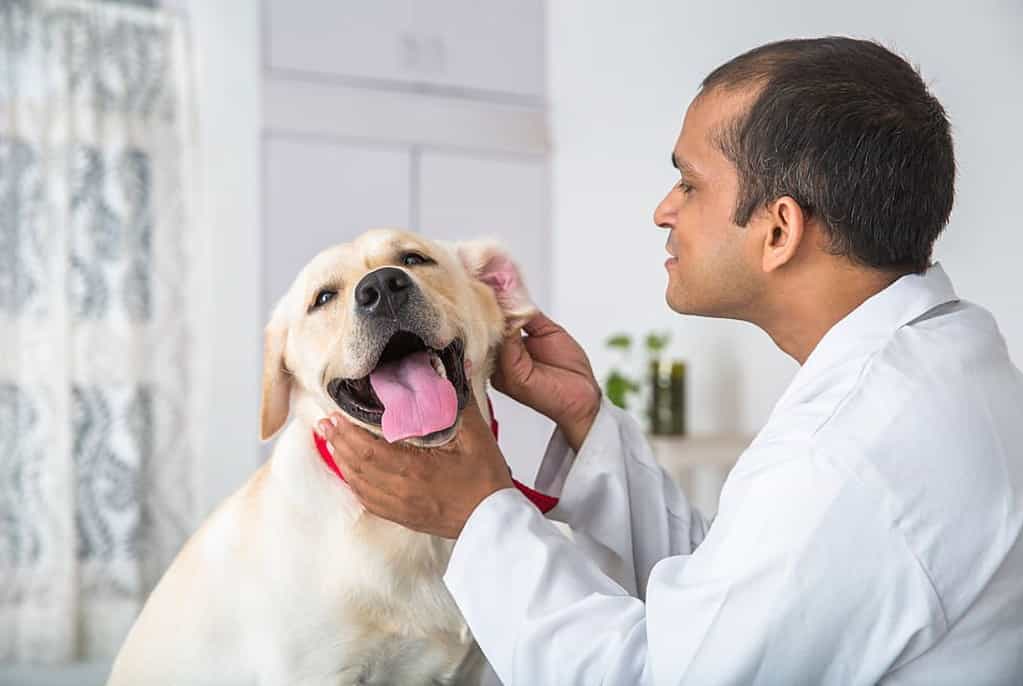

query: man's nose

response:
[354,267,413,318]
[653,190,677,230]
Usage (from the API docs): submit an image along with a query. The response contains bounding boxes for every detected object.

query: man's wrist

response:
[458,481,515,538]
[559,398,600,453]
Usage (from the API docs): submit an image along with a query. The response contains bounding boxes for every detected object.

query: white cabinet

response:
[264,138,411,313]
[418,151,553,482]
[412,0,545,98]
[266,0,545,99]
[267,1,410,84]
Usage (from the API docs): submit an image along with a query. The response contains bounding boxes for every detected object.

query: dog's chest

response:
[255,509,481,684]
[339,563,481,683]
[334,631,483,686]
[263,573,481,685]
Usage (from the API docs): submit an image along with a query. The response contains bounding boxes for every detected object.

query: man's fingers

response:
[332,442,413,495]
[495,329,538,393]
[318,412,374,445]
[521,310,562,337]
[343,470,409,520]
[320,414,420,477]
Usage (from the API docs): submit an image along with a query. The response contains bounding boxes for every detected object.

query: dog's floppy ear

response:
[456,241,537,330]
[260,316,292,440]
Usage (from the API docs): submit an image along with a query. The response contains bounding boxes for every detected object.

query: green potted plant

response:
[602,330,672,413]
[603,333,640,410]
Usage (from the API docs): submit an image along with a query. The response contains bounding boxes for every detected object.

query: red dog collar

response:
[313,397,559,514]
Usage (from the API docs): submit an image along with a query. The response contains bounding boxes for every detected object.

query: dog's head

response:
[260,229,535,447]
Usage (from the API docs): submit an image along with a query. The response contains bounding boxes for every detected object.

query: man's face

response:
[654,87,765,318]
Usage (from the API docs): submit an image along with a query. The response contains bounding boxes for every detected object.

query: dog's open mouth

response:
[327,332,469,443]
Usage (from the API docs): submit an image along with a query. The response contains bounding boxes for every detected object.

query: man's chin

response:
[665,288,692,315]
[665,289,721,318]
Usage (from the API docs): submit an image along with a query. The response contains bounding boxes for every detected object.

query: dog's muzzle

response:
[327,268,470,444]
[354,267,413,320]
[327,334,469,444]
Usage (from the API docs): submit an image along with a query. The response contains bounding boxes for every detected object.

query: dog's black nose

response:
[355,267,413,317]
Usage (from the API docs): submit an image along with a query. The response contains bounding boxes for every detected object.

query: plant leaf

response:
[605,334,632,351]
[645,331,671,353]
[604,370,639,409]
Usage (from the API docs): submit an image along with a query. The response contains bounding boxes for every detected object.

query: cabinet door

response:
[266,0,544,99]
[418,152,553,483]
[267,1,411,85]
[411,0,545,98]
[264,138,411,314]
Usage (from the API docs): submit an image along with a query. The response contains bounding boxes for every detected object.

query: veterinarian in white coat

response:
[322,38,1023,684]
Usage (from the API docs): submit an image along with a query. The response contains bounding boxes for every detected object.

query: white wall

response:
[189,0,262,515]
[547,0,1023,436]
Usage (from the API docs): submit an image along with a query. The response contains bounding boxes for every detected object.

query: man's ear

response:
[456,241,537,330]
[260,316,292,440]
[761,196,807,273]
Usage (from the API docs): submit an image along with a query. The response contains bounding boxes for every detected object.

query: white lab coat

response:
[444,264,1023,685]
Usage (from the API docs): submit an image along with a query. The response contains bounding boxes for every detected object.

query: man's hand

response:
[493,312,601,452]
[319,400,514,539]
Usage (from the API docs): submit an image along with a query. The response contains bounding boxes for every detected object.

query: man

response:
[318,37,1023,684]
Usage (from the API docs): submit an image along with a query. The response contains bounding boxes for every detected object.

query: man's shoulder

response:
[741,295,1021,508]
[822,298,1018,444]
[818,299,1023,624]
[762,298,1016,447]
[725,298,1023,628]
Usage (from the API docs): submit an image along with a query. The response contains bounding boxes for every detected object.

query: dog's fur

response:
[107,229,535,686]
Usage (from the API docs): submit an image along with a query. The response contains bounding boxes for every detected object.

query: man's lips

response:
[665,234,679,270]
[665,236,677,258]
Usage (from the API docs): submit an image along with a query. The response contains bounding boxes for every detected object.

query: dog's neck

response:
[268,372,557,542]
[264,413,448,587]
[267,378,495,521]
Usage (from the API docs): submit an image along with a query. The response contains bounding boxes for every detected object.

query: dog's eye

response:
[401,252,432,267]
[310,289,337,311]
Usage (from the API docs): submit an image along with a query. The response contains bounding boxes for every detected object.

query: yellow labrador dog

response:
[107,229,535,686]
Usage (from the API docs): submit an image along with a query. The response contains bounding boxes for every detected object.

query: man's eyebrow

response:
[671,153,700,178]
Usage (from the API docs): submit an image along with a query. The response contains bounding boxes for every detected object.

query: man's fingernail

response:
[330,415,341,428]
[318,419,333,437]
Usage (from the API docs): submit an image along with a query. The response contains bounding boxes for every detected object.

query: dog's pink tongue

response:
[369,351,457,442]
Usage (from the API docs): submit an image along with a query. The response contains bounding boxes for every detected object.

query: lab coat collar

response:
[771,262,959,416]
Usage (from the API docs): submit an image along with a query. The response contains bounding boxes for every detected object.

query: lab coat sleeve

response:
[530,398,713,597]
[443,448,944,684]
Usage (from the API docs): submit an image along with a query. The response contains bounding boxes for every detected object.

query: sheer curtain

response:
[0,0,200,662]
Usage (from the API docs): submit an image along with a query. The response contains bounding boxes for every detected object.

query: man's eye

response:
[310,289,337,311]
[401,252,432,266]
[675,179,693,194]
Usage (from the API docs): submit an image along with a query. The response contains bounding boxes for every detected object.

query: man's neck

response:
[754,263,907,365]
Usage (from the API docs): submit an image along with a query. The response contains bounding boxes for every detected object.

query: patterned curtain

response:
[0,0,199,662]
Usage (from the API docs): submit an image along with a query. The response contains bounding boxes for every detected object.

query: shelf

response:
[647,433,754,516]
[647,433,754,468]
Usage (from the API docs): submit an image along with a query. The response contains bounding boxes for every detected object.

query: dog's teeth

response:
[430,352,446,379]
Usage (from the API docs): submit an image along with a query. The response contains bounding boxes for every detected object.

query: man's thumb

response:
[493,333,530,395]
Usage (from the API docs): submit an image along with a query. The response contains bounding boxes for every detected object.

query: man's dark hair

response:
[702,37,955,274]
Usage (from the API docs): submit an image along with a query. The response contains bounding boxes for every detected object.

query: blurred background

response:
[1,0,1020,682]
